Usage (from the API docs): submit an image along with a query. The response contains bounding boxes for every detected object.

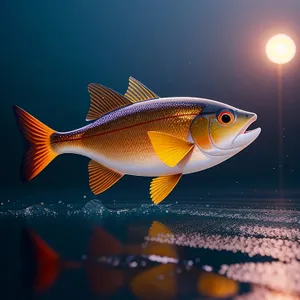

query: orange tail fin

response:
[13,105,58,181]
[21,229,83,295]
[86,227,124,296]
[21,228,61,294]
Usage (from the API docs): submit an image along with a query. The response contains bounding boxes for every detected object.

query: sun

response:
[266,34,296,64]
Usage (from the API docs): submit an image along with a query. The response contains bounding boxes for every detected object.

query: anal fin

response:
[148,131,194,167]
[87,227,124,296]
[150,174,182,204]
[88,160,123,195]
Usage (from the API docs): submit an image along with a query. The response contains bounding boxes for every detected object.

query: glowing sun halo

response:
[266,34,296,64]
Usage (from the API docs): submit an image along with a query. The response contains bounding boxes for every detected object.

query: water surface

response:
[1,199,299,299]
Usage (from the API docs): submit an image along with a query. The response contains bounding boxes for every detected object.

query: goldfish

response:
[20,221,240,299]
[13,77,261,204]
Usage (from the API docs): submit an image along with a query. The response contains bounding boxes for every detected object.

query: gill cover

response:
[190,116,213,152]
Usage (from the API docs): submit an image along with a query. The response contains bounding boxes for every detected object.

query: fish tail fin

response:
[20,228,83,295]
[21,228,61,294]
[86,227,124,296]
[13,105,58,181]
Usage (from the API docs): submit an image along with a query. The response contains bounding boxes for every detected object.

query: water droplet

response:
[203,265,213,272]
[187,260,193,266]
[129,261,138,268]
[141,261,147,267]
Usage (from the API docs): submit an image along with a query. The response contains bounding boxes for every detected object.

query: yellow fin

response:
[125,77,159,103]
[130,264,177,300]
[150,174,182,205]
[86,83,131,121]
[144,221,177,258]
[197,272,239,298]
[149,221,172,237]
[88,160,123,195]
[148,131,194,167]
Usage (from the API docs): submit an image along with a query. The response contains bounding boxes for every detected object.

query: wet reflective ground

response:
[1,201,300,300]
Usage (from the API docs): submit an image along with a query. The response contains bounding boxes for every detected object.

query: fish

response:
[20,221,240,299]
[20,221,179,296]
[13,77,261,204]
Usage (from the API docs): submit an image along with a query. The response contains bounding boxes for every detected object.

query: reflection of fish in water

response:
[13,77,260,204]
[20,221,239,299]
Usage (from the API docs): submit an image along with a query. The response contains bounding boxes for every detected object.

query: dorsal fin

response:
[86,83,132,121]
[125,77,159,103]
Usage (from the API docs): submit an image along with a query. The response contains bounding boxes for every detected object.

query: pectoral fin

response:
[148,131,194,167]
[150,174,182,205]
[88,160,123,195]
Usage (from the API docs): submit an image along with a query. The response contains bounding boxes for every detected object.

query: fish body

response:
[52,97,232,176]
[13,77,261,203]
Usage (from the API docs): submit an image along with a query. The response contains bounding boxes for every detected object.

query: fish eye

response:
[217,110,235,125]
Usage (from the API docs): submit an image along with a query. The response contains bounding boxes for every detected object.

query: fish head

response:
[190,102,261,157]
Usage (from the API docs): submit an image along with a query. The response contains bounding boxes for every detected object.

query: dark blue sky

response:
[1,0,300,203]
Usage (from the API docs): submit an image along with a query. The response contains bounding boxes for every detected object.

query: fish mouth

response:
[232,114,261,148]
